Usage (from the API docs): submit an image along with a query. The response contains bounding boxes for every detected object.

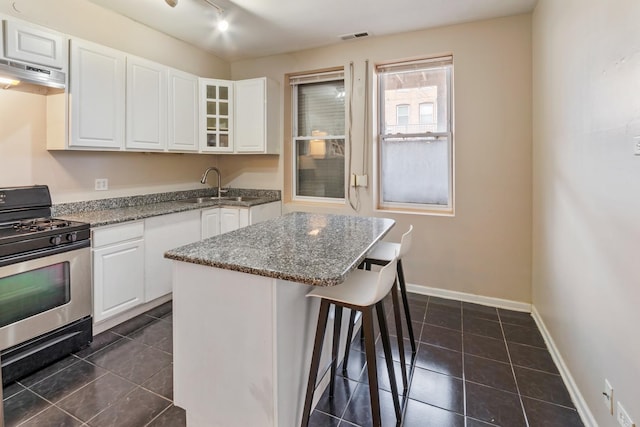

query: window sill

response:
[375,206,455,217]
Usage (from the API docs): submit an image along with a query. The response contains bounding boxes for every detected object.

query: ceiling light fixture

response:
[203,0,229,32]
[165,0,228,32]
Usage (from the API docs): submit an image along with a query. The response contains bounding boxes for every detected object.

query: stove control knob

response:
[50,235,62,245]
[66,232,77,242]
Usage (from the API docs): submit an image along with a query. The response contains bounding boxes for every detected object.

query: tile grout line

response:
[497,310,531,427]
[460,298,468,427]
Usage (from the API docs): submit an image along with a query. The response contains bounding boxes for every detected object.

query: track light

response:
[203,0,229,32]
[165,0,229,32]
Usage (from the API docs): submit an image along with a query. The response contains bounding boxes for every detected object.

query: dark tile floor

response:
[2,294,585,427]
[2,303,183,427]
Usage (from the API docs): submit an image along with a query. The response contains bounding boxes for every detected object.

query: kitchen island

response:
[165,212,394,427]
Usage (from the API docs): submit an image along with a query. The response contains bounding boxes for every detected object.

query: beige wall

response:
[532,0,640,424]
[229,14,533,303]
[0,0,230,203]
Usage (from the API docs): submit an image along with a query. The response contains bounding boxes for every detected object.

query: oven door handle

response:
[0,240,90,268]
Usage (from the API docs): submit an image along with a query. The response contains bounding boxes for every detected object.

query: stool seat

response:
[307,270,388,307]
[366,241,399,262]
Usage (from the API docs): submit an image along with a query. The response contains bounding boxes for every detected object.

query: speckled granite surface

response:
[165,211,395,286]
[53,189,280,227]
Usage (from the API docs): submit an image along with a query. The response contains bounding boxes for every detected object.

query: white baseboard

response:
[531,306,597,427]
[406,283,532,313]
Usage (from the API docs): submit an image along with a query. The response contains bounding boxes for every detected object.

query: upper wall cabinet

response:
[235,77,279,154]
[168,69,199,152]
[3,20,66,70]
[199,77,280,154]
[64,39,199,152]
[200,78,234,153]
[126,55,167,151]
[69,39,126,149]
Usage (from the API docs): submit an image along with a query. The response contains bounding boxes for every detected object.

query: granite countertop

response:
[54,189,280,228]
[165,211,395,286]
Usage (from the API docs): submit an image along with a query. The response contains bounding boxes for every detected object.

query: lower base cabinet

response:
[92,221,145,323]
[144,210,201,302]
[201,201,281,239]
[92,201,282,324]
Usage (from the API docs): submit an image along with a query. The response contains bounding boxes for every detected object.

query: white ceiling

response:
[89,0,537,62]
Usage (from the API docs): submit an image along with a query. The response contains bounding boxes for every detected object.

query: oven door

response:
[0,246,91,351]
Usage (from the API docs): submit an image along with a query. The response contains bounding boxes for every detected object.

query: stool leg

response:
[391,280,408,391]
[376,300,402,422]
[362,306,382,427]
[360,261,372,342]
[300,299,331,427]
[329,305,343,397]
[397,259,417,354]
[341,309,357,376]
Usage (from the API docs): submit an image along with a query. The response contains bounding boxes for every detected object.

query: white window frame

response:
[375,56,454,215]
[290,70,347,203]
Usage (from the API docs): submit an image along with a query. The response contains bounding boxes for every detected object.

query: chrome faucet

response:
[200,167,227,197]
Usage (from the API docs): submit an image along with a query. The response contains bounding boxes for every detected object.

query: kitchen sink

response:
[178,196,261,204]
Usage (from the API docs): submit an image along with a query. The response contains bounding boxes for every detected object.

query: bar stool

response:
[300,257,402,427]
[342,226,416,378]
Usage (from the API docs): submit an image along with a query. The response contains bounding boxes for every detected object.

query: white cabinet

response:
[2,20,66,69]
[199,78,233,152]
[144,210,200,302]
[220,207,249,234]
[92,221,145,323]
[69,39,125,149]
[168,68,199,152]
[199,77,279,154]
[248,201,282,224]
[234,77,279,154]
[126,56,167,151]
[201,208,221,239]
[202,201,281,238]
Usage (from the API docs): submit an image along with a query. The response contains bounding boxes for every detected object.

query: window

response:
[419,102,435,126]
[377,56,453,213]
[291,70,346,201]
[396,104,409,127]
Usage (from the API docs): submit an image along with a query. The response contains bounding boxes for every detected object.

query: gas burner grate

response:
[14,218,72,232]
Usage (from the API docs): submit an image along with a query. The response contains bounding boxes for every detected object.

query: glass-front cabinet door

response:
[199,78,234,152]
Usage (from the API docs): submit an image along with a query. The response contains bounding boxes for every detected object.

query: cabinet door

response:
[144,211,200,302]
[168,68,199,152]
[69,40,125,149]
[4,20,65,69]
[220,207,240,234]
[93,238,144,322]
[235,77,280,154]
[69,39,125,149]
[201,208,220,239]
[234,78,265,153]
[200,78,234,152]
[126,56,167,151]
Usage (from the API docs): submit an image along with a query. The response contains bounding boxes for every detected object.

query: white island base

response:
[171,260,355,427]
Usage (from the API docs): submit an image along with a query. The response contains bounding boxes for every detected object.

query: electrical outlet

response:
[603,379,613,414]
[617,402,635,427]
[634,136,640,156]
[350,174,356,187]
[95,178,109,191]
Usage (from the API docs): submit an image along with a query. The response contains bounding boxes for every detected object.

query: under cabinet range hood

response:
[0,58,66,94]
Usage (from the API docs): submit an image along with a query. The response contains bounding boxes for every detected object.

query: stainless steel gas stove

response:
[0,185,92,390]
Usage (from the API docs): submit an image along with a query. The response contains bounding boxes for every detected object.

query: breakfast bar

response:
[165,212,394,427]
